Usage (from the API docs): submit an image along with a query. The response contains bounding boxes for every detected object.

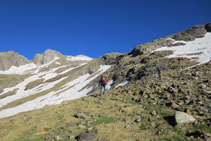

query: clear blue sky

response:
[0,0,210,59]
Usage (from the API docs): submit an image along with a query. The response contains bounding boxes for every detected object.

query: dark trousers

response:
[158,70,161,79]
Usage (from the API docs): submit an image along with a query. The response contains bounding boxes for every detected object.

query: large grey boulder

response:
[34,49,64,65]
[0,51,30,71]
[175,111,195,124]
[74,112,87,119]
[76,132,97,141]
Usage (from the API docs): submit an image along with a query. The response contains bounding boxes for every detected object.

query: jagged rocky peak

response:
[33,49,65,65]
[0,51,30,71]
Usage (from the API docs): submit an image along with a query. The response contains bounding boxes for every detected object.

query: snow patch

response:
[0,63,37,74]
[115,80,129,88]
[0,65,111,119]
[105,80,114,90]
[66,55,93,61]
[59,63,87,75]
[155,33,211,66]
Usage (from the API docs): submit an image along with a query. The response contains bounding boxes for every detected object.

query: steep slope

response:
[0,23,210,141]
[0,52,110,119]
[129,23,211,56]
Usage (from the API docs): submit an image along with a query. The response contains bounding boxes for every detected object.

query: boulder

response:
[175,111,195,124]
[76,132,97,141]
[74,113,87,119]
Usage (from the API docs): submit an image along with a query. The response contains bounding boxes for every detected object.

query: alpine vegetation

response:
[0,23,211,141]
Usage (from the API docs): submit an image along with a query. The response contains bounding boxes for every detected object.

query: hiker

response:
[157,66,161,79]
[99,76,109,94]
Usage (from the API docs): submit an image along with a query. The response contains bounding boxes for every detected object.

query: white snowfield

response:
[0,57,61,74]
[0,65,111,119]
[66,55,93,61]
[155,33,211,66]
[0,63,37,74]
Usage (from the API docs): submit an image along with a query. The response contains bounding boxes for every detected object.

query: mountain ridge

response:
[0,49,93,72]
[0,23,210,140]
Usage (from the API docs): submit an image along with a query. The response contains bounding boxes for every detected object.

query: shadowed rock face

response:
[34,49,64,65]
[0,51,30,71]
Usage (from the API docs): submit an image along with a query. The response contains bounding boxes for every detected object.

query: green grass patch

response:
[91,117,114,126]
[0,89,18,99]
[0,74,30,89]
[24,79,44,90]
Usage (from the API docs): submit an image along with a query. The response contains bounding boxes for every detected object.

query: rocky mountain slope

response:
[0,23,210,141]
[0,51,30,71]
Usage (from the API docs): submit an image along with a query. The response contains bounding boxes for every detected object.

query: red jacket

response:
[103,78,109,83]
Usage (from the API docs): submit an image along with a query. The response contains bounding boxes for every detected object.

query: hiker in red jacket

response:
[99,76,109,94]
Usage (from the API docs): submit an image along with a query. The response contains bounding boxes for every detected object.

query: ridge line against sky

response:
[0,0,210,59]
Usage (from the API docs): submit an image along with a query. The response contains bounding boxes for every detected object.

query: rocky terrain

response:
[0,23,210,141]
[0,51,30,71]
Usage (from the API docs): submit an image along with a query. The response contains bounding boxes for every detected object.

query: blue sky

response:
[0,0,210,59]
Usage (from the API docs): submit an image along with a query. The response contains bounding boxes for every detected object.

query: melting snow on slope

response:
[0,63,37,74]
[59,63,87,74]
[115,80,129,88]
[0,74,68,108]
[66,55,93,61]
[105,80,114,90]
[155,33,211,66]
[0,65,111,119]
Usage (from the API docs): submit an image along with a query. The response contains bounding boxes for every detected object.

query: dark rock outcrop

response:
[205,23,211,32]
[100,53,123,65]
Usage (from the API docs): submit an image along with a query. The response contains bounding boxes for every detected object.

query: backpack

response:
[157,66,161,71]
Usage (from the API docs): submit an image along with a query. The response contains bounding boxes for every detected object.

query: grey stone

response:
[134,118,141,123]
[175,111,195,124]
[125,125,131,129]
[74,113,87,119]
[56,135,64,140]
[76,132,97,141]
[78,125,86,128]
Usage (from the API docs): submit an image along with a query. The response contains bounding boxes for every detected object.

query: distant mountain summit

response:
[0,51,30,71]
[34,49,64,65]
[0,49,93,71]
